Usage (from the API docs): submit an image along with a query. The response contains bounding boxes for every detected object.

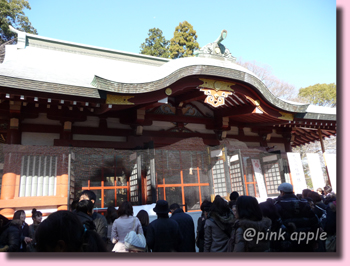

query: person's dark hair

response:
[35,210,107,252]
[210,195,230,216]
[136,210,149,226]
[80,190,97,202]
[70,199,79,212]
[302,189,312,199]
[230,191,239,201]
[169,203,180,210]
[259,200,280,221]
[13,210,25,220]
[236,195,262,221]
[117,201,133,217]
[307,191,322,203]
[200,199,212,212]
[76,199,94,214]
[32,208,42,220]
[35,210,85,252]
[106,206,118,224]
[324,186,332,195]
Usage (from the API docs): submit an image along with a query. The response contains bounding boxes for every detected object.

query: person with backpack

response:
[274,183,319,252]
[111,201,143,252]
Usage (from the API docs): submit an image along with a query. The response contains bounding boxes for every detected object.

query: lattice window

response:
[263,162,282,194]
[146,168,152,203]
[229,162,244,196]
[212,160,227,196]
[19,155,57,197]
[129,163,138,203]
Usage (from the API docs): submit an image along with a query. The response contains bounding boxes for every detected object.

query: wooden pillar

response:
[259,134,268,148]
[7,118,21,144]
[282,132,293,152]
[318,128,331,186]
[136,153,142,205]
[0,152,20,200]
[0,151,20,217]
[7,101,22,144]
[61,121,72,140]
[56,154,69,197]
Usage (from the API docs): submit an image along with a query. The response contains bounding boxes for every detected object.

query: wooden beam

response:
[145,113,215,125]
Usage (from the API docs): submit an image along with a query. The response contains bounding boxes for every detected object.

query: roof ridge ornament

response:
[9,26,27,49]
[195,30,236,61]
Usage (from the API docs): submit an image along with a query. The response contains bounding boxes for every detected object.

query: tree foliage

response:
[236,58,298,100]
[298,83,336,107]
[169,21,199,59]
[0,0,37,44]
[140,27,170,58]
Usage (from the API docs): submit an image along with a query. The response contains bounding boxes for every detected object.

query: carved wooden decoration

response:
[200,88,233,107]
[199,78,235,92]
[106,94,134,105]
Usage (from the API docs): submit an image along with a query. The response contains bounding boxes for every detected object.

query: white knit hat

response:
[124,231,146,251]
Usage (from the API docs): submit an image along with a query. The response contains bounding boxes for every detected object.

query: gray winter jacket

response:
[203,211,235,252]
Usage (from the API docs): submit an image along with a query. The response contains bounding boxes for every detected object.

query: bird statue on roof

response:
[195,30,235,60]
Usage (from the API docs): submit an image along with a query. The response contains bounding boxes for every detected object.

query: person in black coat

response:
[196,200,212,252]
[13,210,31,252]
[75,199,97,231]
[146,200,183,252]
[35,210,107,252]
[136,210,150,252]
[170,203,195,252]
[78,190,108,242]
[322,200,336,252]
[0,219,21,252]
[274,183,319,252]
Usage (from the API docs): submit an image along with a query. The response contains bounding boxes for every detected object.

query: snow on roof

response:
[282,99,336,115]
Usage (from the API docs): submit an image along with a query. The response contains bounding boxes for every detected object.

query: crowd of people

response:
[0,183,336,253]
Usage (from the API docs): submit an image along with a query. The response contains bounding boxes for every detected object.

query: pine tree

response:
[169,21,199,59]
[0,0,37,44]
[140,28,170,58]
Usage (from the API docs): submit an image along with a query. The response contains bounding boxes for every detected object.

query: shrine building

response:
[0,28,336,218]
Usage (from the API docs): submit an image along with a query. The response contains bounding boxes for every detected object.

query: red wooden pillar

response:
[56,153,69,210]
[0,151,21,217]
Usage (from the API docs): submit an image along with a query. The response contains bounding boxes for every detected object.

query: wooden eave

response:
[0,74,336,149]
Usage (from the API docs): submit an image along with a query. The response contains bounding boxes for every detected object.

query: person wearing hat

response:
[146,200,183,252]
[274,182,319,252]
